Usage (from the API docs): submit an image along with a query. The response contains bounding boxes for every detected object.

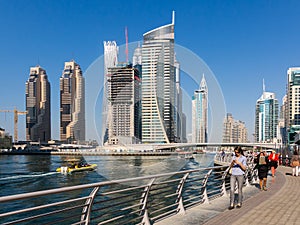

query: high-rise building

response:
[181,113,187,143]
[223,113,248,143]
[141,12,176,143]
[192,75,208,143]
[107,63,141,145]
[60,60,85,143]
[287,67,300,126]
[25,66,51,142]
[286,67,300,144]
[255,82,279,143]
[175,57,180,142]
[223,113,234,143]
[279,95,288,145]
[103,41,119,145]
[133,44,142,140]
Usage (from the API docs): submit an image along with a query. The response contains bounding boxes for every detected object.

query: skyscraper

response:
[223,113,248,143]
[255,82,279,143]
[107,63,141,145]
[222,113,234,143]
[60,60,85,143]
[103,41,119,145]
[192,75,208,143]
[141,12,176,143]
[287,67,300,126]
[175,56,182,142]
[25,66,51,142]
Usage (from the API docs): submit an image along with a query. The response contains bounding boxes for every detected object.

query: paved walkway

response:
[156,166,300,225]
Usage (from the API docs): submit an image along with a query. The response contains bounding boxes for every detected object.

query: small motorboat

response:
[56,158,97,174]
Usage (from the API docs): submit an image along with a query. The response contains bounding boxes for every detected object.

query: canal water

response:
[0,153,215,197]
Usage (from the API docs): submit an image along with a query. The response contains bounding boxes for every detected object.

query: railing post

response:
[176,172,190,214]
[140,178,156,225]
[202,169,212,204]
[81,186,100,224]
[244,169,250,186]
[221,167,230,197]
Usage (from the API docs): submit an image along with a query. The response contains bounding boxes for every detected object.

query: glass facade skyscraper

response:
[287,67,300,126]
[255,89,279,143]
[192,75,208,143]
[141,12,176,143]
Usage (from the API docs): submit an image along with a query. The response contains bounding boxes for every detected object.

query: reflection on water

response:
[0,153,215,196]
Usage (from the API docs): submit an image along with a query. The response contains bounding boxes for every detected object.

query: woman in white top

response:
[228,146,247,210]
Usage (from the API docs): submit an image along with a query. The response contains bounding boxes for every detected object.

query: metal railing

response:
[0,163,258,225]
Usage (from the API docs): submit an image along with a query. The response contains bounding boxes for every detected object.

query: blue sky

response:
[0,0,299,142]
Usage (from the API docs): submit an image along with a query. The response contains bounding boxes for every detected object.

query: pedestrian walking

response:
[228,146,247,210]
[255,151,269,191]
[268,150,279,177]
[291,150,300,176]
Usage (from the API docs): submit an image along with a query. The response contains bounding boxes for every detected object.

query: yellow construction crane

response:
[0,108,27,142]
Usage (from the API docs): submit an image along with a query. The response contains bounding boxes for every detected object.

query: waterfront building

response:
[223,113,248,143]
[192,75,208,143]
[60,60,85,143]
[107,63,141,145]
[25,66,51,142]
[0,127,12,149]
[277,95,288,146]
[286,67,300,144]
[181,113,187,143]
[133,44,142,140]
[141,12,176,143]
[255,82,279,143]
[175,56,186,143]
[287,67,300,126]
[103,41,119,145]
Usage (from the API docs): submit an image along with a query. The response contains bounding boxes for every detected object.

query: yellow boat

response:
[56,163,97,174]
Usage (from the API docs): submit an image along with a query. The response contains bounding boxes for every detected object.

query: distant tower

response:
[133,43,142,140]
[192,75,208,143]
[223,113,248,143]
[175,55,183,142]
[287,67,300,126]
[60,60,85,143]
[222,113,234,143]
[25,65,51,142]
[141,12,176,143]
[103,41,119,145]
[255,80,279,142]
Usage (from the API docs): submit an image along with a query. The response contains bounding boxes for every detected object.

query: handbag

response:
[292,160,300,167]
[228,167,232,175]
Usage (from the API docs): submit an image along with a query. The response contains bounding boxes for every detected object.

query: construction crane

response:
[0,108,27,142]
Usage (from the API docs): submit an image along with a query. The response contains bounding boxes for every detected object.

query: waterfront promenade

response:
[157,166,300,225]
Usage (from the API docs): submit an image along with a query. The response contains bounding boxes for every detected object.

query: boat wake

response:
[0,172,58,181]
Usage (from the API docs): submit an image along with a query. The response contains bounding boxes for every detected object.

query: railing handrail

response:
[0,165,226,203]
[0,160,258,225]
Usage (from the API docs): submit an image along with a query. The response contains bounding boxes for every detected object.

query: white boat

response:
[58,144,94,151]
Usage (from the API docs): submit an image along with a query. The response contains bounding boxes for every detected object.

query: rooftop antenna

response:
[263,78,266,93]
[125,26,128,63]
